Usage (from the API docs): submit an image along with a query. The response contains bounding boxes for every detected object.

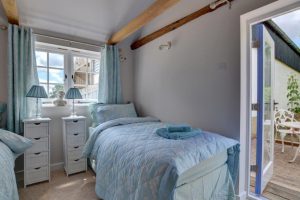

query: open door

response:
[255,24,275,195]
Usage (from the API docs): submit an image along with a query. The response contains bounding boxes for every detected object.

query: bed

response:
[0,129,32,200]
[0,141,19,200]
[84,111,239,200]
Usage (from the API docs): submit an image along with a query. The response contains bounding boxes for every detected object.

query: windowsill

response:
[42,104,90,108]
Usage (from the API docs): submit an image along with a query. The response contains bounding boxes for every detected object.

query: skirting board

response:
[237,191,247,200]
[15,162,64,182]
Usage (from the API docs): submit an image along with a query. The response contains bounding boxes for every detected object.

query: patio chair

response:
[274,109,300,153]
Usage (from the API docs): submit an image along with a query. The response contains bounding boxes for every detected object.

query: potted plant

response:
[287,74,300,120]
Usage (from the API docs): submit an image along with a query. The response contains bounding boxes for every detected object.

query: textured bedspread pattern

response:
[83,117,239,200]
[0,142,19,200]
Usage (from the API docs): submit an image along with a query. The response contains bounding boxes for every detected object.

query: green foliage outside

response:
[287,74,300,113]
[49,84,64,98]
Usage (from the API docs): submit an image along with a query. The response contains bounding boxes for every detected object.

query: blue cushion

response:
[90,103,137,127]
[0,129,33,154]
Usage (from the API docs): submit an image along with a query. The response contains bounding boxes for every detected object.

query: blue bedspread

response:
[0,142,18,200]
[83,117,239,200]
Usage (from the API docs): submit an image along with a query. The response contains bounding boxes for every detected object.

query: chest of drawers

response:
[23,118,51,187]
[62,116,87,176]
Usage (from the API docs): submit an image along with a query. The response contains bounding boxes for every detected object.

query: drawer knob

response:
[34,167,41,170]
[74,146,79,149]
[34,152,41,155]
[73,133,79,136]
[74,159,80,162]
[34,137,41,140]
[73,120,78,123]
[34,123,41,125]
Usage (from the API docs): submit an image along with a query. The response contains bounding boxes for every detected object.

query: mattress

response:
[88,127,97,172]
[88,125,230,198]
[89,126,228,185]
[0,142,18,200]
[88,145,231,200]
[86,121,237,200]
[176,149,228,187]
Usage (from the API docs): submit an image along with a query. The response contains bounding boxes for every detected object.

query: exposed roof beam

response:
[107,0,180,45]
[131,0,234,50]
[0,0,19,25]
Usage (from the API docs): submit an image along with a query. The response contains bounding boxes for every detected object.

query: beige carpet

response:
[18,169,100,200]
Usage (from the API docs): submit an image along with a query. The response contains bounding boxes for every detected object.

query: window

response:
[36,51,65,99]
[35,43,101,104]
[73,56,100,100]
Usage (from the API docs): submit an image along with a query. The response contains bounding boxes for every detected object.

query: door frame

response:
[240,1,300,200]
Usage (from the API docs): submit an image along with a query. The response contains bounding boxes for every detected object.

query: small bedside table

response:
[23,118,51,188]
[62,116,87,176]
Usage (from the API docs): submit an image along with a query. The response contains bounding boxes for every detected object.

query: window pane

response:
[88,73,99,85]
[36,51,47,67]
[37,67,48,83]
[49,69,64,84]
[72,55,100,101]
[49,53,64,69]
[86,85,98,100]
[88,58,100,73]
[40,84,48,94]
[48,84,64,98]
[74,57,88,72]
[74,72,86,86]
[75,86,86,99]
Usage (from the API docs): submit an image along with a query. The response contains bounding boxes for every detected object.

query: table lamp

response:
[26,85,48,118]
[65,87,82,116]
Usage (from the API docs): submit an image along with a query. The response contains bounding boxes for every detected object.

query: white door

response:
[255,23,275,195]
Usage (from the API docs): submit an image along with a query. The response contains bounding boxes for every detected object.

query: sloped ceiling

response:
[17,0,153,42]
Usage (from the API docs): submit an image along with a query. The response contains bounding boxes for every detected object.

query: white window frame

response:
[35,42,101,105]
[71,52,101,103]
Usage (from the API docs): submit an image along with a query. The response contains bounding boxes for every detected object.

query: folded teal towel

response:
[167,124,192,132]
[156,128,202,140]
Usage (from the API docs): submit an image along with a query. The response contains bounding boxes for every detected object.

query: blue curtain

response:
[7,24,38,134]
[98,44,123,104]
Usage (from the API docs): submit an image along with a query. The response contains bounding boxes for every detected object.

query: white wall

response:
[133,0,276,140]
[274,60,300,110]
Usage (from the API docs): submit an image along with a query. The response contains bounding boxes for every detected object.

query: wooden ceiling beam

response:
[0,0,19,25]
[131,0,234,50]
[107,0,180,45]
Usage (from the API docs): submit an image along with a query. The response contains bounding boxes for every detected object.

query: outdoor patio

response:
[251,139,300,200]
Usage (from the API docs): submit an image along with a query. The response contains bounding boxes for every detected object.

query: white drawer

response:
[27,137,48,154]
[26,152,48,169]
[67,133,85,146]
[25,166,49,185]
[68,146,84,160]
[25,123,48,139]
[67,158,86,174]
[66,120,85,134]
[68,144,84,152]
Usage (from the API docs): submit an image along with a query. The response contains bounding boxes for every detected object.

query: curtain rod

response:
[0,24,106,48]
[34,33,105,48]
